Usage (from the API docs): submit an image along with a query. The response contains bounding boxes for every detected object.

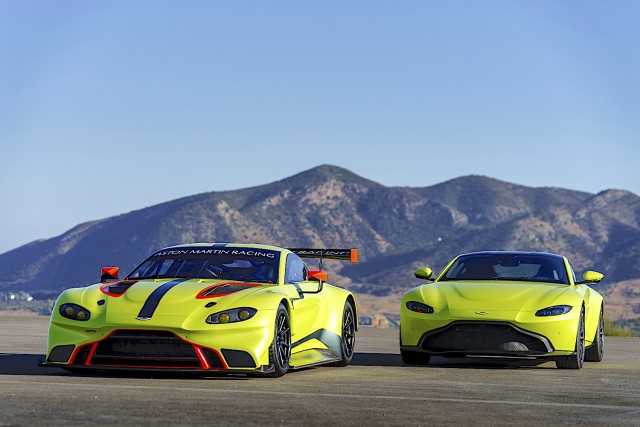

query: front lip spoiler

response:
[399,346,576,361]
[38,359,275,376]
[401,347,548,358]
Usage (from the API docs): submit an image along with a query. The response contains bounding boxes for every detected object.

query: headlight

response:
[59,303,91,321]
[535,305,572,316]
[406,301,434,314]
[206,308,257,324]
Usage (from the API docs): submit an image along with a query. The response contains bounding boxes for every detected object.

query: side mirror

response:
[301,270,327,294]
[414,267,434,281]
[308,270,328,282]
[581,270,604,284]
[101,267,119,283]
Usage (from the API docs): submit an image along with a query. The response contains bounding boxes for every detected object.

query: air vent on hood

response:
[196,282,260,299]
[100,281,137,297]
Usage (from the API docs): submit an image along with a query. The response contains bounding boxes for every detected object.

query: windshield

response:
[441,253,569,284]
[127,247,280,283]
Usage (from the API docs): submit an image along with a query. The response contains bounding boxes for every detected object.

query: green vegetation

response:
[604,315,639,337]
[0,291,58,315]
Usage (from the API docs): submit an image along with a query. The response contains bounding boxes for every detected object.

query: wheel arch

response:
[588,301,604,344]
[279,298,295,335]
[584,293,604,346]
[346,294,358,331]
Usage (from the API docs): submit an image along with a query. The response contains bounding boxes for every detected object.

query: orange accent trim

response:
[99,283,119,297]
[100,281,137,297]
[194,346,210,369]
[308,270,328,282]
[86,342,99,366]
[350,249,358,263]
[69,344,88,365]
[101,267,119,279]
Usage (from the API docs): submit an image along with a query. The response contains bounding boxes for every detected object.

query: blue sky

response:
[1,1,638,254]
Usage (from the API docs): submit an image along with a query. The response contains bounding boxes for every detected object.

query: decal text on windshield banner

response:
[288,248,358,263]
[151,247,277,259]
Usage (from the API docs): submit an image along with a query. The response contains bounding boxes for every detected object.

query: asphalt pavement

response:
[1,314,639,426]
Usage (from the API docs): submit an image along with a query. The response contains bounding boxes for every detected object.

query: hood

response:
[419,280,577,312]
[76,278,268,325]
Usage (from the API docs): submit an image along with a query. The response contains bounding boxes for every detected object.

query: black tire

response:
[585,308,604,362]
[266,304,291,377]
[400,348,431,365]
[332,300,356,367]
[556,307,585,369]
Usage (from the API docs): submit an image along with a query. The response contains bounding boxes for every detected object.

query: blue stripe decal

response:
[212,243,228,248]
[136,278,189,320]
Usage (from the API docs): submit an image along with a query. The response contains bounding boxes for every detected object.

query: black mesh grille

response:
[73,345,92,365]
[201,284,250,297]
[201,348,225,368]
[421,322,551,355]
[48,344,75,363]
[222,349,256,368]
[90,330,202,368]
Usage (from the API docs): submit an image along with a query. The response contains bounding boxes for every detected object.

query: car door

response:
[282,253,328,349]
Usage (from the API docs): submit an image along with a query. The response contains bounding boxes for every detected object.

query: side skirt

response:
[290,349,342,370]
[289,328,344,369]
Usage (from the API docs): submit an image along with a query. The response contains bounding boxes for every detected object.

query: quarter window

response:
[285,254,308,283]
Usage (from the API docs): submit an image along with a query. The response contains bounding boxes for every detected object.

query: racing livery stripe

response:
[136,278,189,320]
[211,243,228,248]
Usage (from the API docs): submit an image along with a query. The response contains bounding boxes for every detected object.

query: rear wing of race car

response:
[289,248,358,289]
[288,248,358,263]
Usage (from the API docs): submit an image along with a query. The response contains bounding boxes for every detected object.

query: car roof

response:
[162,243,287,252]
[458,251,565,260]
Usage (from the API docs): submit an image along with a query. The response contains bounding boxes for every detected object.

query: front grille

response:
[420,322,551,355]
[84,330,222,369]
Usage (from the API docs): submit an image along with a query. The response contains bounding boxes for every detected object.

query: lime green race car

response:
[400,251,604,369]
[44,243,358,377]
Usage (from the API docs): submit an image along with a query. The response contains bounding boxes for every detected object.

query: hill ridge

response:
[0,165,638,298]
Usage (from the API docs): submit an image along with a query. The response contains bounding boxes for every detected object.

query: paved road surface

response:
[1,314,639,426]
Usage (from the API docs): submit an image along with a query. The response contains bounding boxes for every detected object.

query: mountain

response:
[1,165,639,327]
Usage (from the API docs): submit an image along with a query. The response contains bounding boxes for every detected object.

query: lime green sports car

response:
[43,243,358,377]
[400,251,604,369]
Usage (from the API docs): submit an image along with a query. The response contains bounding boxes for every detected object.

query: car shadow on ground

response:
[1,352,555,377]
[351,352,553,369]
[351,352,404,367]
[0,353,52,376]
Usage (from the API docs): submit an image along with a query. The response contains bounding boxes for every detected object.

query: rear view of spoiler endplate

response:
[288,248,358,263]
